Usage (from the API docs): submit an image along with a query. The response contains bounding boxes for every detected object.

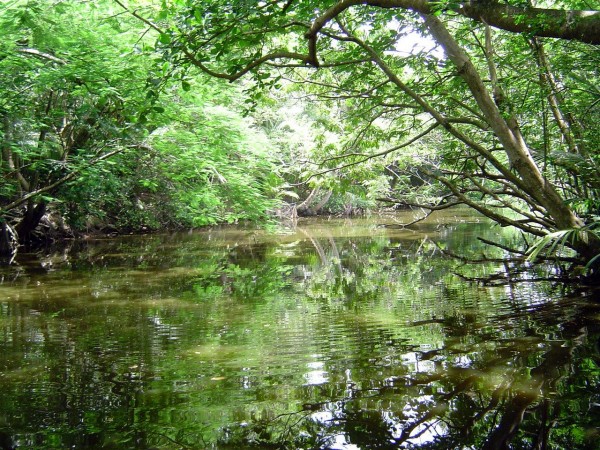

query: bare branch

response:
[464,174,553,229]
[183,48,312,81]
[420,167,546,236]
[378,197,462,211]
[114,0,164,34]
[379,197,463,227]
[446,117,489,130]
[17,48,67,64]
[267,58,370,68]
[477,237,528,256]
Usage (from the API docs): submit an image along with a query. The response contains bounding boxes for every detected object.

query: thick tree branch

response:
[457,3,599,45]
[422,13,584,231]
[306,0,600,50]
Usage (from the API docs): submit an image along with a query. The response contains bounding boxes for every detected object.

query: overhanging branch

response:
[184,49,313,82]
[303,122,440,182]
[306,0,600,49]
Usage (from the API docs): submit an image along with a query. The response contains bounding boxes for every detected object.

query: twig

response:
[477,237,528,256]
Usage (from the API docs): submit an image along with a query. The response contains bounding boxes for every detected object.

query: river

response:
[1,209,599,449]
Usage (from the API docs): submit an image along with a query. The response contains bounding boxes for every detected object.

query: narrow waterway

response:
[1,210,599,449]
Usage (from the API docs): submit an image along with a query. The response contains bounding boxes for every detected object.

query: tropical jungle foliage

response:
[0,0,283,254]
[1,0,600,279]
[147,0,600,272]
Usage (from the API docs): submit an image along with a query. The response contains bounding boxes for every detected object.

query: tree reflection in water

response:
[225,303,600,449]
[0,214,599,449]
[220,223,600,449]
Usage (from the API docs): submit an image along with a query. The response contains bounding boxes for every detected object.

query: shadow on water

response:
[0,210,599,449]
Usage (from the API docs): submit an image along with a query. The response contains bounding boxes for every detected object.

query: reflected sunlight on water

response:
[1,210,600,449]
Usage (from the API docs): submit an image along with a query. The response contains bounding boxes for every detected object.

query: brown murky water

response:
[1,209,599,449]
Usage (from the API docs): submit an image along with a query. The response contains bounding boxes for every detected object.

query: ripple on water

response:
[1,216,599,449]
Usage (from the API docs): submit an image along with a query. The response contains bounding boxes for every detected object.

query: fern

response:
[527,223,600,272]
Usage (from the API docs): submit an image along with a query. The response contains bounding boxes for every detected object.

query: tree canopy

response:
[149,0,600,271]
[0,0,283,254]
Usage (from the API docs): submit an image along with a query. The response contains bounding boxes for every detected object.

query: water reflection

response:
[0,210,599,449]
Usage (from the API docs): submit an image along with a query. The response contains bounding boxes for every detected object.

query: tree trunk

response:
[421,14,600,266]
[311,190,332,214]
[297,188,333,215]
[297,187,321,212]
[423,14,582,231]
[15,200,47,244]
[430,14,600,262]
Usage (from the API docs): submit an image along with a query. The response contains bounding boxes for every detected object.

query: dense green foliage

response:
[154,0,600,269]
[0,0,145,238]
[0,0,283,251]
[2,0,600,273]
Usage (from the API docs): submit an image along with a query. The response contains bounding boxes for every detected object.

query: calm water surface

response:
[1,210,599,449]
